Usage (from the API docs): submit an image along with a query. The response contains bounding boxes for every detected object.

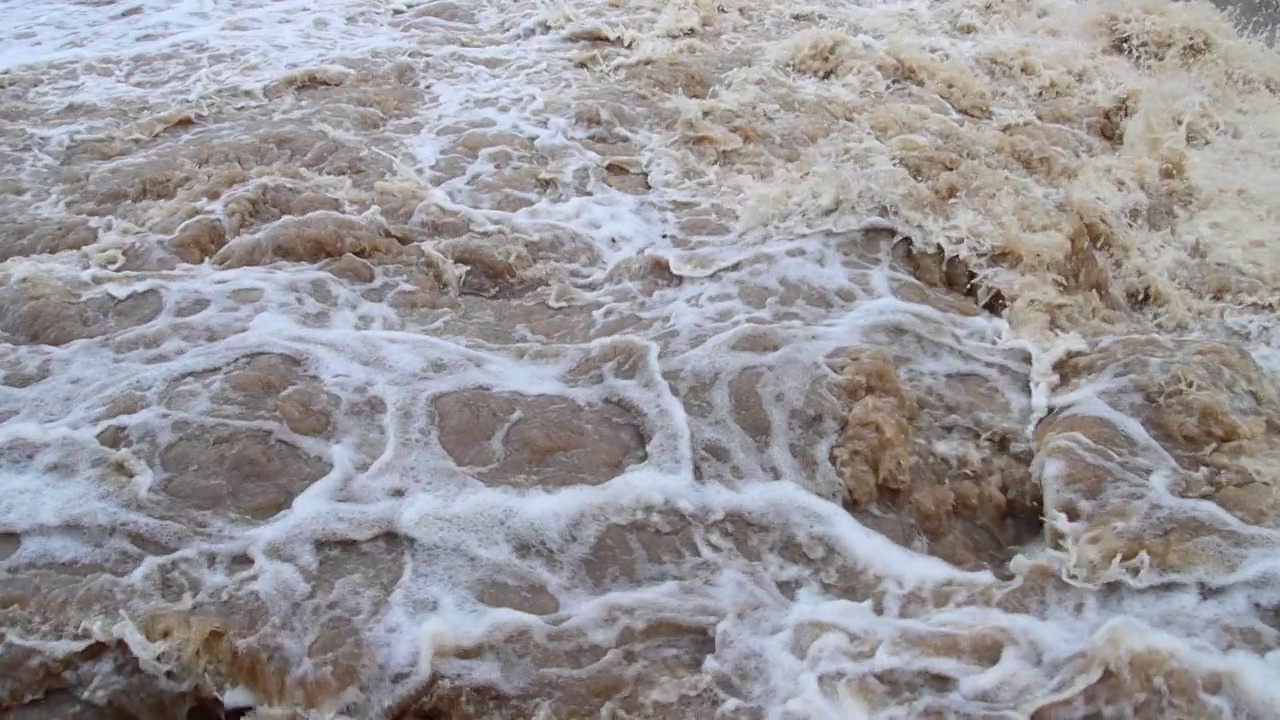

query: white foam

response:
[3,0,1280,715]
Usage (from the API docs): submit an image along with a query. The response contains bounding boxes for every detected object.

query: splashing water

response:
[2,0,1279,717]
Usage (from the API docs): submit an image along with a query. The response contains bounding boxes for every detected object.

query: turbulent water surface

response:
[2,0,1279,717]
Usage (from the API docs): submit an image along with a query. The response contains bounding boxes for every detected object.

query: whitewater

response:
[1,0,1279,717]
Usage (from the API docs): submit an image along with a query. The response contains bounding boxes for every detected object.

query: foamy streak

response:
[0,0,417,90]
[2,0,1280,716]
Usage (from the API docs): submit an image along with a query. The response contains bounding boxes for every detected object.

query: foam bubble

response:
[2,0,1279,716]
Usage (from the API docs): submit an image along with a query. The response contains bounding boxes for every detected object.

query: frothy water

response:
[2,0,1279,717]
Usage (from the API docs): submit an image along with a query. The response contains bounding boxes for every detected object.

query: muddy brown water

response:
[2,0,1280,717]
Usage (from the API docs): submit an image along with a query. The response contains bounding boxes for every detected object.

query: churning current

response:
[1,0,1279,717]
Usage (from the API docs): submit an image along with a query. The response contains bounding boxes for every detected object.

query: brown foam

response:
[212,214,410,269]
[1036,335,1280,582]
[830,346,1044,572]
[3,0,1279,716]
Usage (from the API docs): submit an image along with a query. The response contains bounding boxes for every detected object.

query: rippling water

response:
[2,0,1279,717]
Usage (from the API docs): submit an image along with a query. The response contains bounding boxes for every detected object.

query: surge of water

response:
[1,0,1279,717]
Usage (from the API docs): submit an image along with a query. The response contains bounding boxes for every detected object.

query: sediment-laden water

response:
[1,0,1279,717]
